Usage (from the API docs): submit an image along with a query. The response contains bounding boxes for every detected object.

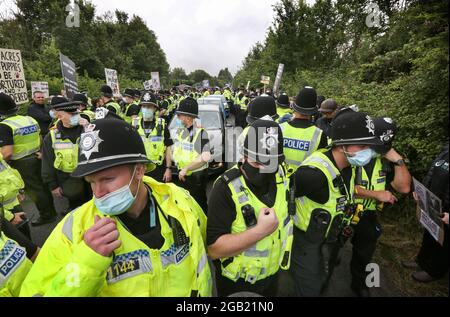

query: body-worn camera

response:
[241,204,257,228]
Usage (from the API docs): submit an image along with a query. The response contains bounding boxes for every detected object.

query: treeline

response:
[234,0,449,177]
[0,0,232,97]
[0,0,169,90]
[170,67,233,88]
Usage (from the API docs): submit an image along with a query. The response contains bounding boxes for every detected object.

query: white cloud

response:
[1,0,317,76]
[91,0,279,76]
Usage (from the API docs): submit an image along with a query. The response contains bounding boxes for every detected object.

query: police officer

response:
[350,116,411,296]
[100,85,122,116]
[315,98,339,138]
[0,93,57,226]
[0,209,39,296]
[207,119,293,296]
[41,97,92,215]
[122,88,141,124]
[134,91,174,182]
[290,110,383,296]
[73,93,95,122]
[234,90,250,129]
[280,87,328,176]
[0,151,31,239]
[172,97,210,213]
[275,93,292,122]
[235,96,279,163]
[20,118,212,297]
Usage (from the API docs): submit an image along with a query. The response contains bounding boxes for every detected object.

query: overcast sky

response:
[91,0,279,76]
[1,0,316,76]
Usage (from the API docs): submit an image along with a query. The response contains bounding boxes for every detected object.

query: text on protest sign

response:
[31,81,49,99]
[260,75,270,85]
[150,72,160,90]
[105,68,120,96]
[0,48,28,104]
[413,177,444,245]
[60,53,78,99]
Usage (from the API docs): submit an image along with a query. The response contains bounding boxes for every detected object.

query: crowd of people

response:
[0,84,447,297]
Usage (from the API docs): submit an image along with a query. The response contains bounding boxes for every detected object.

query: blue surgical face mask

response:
[141,108,155,120]
[70,113,80,127]
[175,117,183,127]
[49,110,56,119]
[345,148,376,167]
[94,166,141,216]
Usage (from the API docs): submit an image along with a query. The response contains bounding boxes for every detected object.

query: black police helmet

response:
[50,96,81,113]
[140,91,159,108]
[247,96,279,124]
[100,85,113,98]
[373,117,398,155]
[0,92,18,116]
[73,93,88,105]
[276,93,290,108]
[176,97,198,118]
[243,119,285,167]
[72,119,153,177]
[123,88,134,98]
[331,111,383,147]
[292,86,318,115]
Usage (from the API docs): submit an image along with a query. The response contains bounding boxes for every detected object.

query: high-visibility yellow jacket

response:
[20,177,212,297]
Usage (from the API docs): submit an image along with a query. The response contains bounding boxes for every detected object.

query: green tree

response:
[189,69,211,84]
[217,67,233,86]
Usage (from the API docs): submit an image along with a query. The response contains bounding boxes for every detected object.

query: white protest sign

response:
[143,80,152,90]
[413,178,444,245]
[31,81,49,99]
[150,72,160,90]
[0,48,28,104]
[260,75,270,85]
[105,68,120,96]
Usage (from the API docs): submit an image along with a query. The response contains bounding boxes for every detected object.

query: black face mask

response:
[242,161,276,187]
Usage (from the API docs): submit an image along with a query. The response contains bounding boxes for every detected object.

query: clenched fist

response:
[84,215,121,257]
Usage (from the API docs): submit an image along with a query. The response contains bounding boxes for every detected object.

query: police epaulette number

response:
[106,250,152,284]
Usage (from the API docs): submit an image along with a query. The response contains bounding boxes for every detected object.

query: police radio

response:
[169,216,189,247]
[241,204,257,228]
[288,177,297,216]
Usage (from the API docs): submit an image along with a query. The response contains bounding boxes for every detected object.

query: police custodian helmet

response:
[72,119,154,177]
[330,110,383,147]
[0,92,18,116]
[176,97,199,118]
[243,119,285,166]
[247,96,279,124]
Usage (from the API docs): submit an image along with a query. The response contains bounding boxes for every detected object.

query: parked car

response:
[197,95,229,120]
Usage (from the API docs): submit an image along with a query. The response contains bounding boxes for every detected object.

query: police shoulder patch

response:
[221,168,241,184]
[0,240,26,284]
